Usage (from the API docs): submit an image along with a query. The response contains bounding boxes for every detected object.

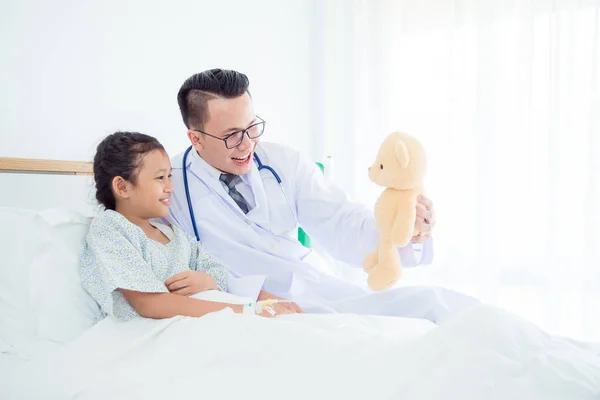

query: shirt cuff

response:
[226,273,267,301]
[419,237,434,265]
[397,237,434,267]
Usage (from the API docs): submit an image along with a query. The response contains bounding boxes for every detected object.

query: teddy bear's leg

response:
[363,248,379,273]
[367,244,402,291]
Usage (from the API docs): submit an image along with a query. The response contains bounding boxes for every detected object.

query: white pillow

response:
[0,207,100,357]
[29,209,101,343]
[0,208,46,355]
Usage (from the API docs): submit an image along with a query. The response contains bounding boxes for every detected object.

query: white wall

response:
[0,0,314,161]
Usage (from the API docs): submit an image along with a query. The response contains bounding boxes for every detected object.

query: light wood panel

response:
[0,157,93,175]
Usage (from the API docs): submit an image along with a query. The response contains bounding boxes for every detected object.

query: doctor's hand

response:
[165,271,218,296]
[412,195,436,244]
[271,303,296,316]
[257,290,304,314]
[258,303,297,318]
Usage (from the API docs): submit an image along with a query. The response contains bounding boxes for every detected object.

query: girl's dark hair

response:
[93,131,165,210]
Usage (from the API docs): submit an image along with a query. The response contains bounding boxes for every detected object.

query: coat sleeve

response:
[291,148,434,268]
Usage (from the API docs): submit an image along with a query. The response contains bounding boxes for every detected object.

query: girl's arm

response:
[165,270,218,296]
[189,240,228,292]
[121,289,278,319]
[121,289,243,319]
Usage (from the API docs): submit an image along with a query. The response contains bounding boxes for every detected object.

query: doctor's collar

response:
[190,146,254,184]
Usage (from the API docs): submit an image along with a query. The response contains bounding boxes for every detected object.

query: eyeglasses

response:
[193,116,266,149]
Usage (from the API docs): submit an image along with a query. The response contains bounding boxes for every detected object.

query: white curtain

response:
[310,0,600,341]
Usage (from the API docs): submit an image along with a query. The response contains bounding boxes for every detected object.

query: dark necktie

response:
[219,173,249,214]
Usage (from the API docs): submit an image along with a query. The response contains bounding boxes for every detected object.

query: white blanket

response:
[6,299,600,400]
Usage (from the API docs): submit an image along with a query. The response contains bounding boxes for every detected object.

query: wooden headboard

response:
[0,157,97,215]
[0,157,93,175]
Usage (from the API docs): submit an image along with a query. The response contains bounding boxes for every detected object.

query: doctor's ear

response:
[187,130,203,149]
[111,176,131,200]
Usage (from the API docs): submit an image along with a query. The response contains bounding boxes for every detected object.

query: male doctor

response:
[167,69,478,323]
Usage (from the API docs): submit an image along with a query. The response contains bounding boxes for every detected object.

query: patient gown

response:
[80,210,227,321]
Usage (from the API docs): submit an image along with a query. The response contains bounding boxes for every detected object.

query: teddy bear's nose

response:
[368,166,371,171]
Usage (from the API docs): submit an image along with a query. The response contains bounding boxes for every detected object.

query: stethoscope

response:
[182,145,297,241]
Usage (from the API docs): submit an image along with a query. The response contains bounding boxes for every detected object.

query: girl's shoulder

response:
[170,223,196,246]
[163,221,202,250]
[88,210,141,239]
[90,209,125,227]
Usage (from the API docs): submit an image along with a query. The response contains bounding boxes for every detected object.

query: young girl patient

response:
[81,131,279,320]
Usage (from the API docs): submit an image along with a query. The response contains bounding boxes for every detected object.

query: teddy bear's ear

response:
[395,140,410,168]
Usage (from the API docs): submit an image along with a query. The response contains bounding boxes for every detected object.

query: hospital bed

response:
[1,157,599,400]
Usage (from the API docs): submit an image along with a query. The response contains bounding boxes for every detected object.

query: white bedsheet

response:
[4,303,600,400]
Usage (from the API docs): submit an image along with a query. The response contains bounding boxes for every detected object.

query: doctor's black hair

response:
[177,68,250,130]
[93,131,165,210]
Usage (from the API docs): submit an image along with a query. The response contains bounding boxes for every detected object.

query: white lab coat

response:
[167,142,478,323]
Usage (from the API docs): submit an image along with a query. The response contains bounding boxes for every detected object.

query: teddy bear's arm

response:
[391,197,417,247]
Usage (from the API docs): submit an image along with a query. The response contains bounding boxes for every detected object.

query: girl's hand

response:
[165,271,217,296]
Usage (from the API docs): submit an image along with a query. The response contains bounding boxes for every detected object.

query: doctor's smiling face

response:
[177,69,263,176]
[191,93,260,175]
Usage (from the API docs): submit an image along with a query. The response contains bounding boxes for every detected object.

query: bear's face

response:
[368,132,426,190]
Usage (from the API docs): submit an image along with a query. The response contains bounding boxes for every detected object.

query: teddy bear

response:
[363,132,427,291]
